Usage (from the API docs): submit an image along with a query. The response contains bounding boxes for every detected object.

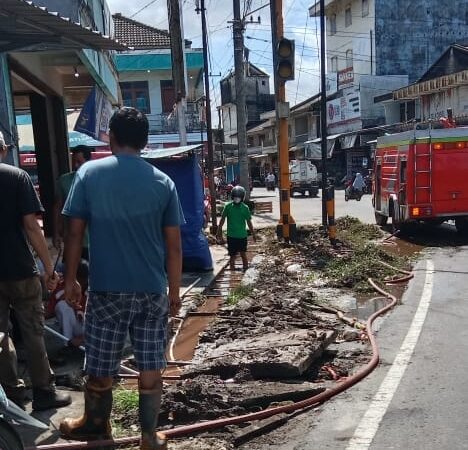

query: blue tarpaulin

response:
[142,147,213,271]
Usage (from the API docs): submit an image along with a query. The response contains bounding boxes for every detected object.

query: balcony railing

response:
[147,112,202,134]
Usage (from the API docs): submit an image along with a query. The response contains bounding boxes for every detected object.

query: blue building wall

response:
[375,0,468,83]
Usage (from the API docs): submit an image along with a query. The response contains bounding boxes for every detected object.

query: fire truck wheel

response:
[455,218,468,234]
[375,212,388,226]
[345,193,349,202]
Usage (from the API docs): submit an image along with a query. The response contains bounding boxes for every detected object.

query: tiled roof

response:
[113,13,191,50]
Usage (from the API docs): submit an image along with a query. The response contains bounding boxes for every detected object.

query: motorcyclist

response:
[352,172,366,195]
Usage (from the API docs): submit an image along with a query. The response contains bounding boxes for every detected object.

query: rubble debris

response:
[232,414,289,447]
[185,329,337,379]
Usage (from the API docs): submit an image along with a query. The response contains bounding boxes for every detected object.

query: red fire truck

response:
[373,128,468,232]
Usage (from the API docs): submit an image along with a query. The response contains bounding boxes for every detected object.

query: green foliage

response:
[226,284,253,305]
[113,388,139,415]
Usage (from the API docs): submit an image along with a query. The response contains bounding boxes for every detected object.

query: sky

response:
[107,0,322,119]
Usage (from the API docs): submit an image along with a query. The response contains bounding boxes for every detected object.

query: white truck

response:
[289,160,319,197]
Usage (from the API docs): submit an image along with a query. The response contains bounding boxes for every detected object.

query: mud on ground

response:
[112,218,414,448]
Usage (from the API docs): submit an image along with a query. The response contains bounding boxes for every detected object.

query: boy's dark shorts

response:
[227,237,248,256]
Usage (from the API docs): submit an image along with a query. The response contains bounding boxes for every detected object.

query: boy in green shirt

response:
[217,186,256,271]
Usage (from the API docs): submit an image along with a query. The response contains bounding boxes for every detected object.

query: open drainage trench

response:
[29,241,416,450]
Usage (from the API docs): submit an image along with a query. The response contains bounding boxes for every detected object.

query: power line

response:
[295,12,309,104]
[130,0,161,18]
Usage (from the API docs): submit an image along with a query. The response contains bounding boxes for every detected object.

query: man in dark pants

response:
[60,108,184,449]
[0,132,71,410]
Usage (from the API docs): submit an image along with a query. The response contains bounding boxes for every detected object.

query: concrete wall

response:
[420,85,468,121]
[375,0,468,83]
[221,103,238,144]
[359,74,408,123]
[324,0,375,76]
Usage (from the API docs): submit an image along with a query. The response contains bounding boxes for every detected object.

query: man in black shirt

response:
[0,133,71,410]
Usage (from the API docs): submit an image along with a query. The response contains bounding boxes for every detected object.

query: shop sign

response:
[327,89,360,125]
[338,67,354,88]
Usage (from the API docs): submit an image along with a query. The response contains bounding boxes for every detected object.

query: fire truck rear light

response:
[457,142,465,149]
[412,207,420,216]
[434,143,443,150]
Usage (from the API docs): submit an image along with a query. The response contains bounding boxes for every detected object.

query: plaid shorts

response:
[84,292,168,377]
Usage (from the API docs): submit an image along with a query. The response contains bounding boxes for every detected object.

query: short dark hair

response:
[109,107,149,150]
[71,145,92,161]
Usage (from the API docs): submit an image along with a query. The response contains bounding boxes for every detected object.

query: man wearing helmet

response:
[216,185,256,271]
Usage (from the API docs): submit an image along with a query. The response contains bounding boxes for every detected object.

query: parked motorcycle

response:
[0,332,48,450]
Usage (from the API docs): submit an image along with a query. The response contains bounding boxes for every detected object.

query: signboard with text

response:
[327,87,360,125]
[326,72,338,96]
[338,67,354,89]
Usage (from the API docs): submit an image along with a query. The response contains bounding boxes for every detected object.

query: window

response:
[120,81,151,114]
[330,14,337,35]
[345,5,352,27]
[346,49,353,68]
[331,56,338,72]
[362,0,369,17]
[261,80,266,86]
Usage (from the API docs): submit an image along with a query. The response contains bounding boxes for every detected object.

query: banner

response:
[74,86,113,143]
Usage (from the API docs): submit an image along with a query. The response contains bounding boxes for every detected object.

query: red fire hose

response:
[27,276,399,450]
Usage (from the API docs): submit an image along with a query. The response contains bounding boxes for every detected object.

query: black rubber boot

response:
[139,382,166,450]
[32,386,72,411]
[59,381,112,441]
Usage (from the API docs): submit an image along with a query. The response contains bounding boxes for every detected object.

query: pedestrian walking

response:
[216,185,256,271]
[60,107,184,450]
[0,132,71,410]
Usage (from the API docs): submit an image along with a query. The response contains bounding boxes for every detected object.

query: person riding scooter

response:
[345,172,365,201]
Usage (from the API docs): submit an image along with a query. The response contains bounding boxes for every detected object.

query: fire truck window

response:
[400,160,407,183]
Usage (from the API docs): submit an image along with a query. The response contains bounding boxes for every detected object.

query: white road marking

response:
[346,259,434,450]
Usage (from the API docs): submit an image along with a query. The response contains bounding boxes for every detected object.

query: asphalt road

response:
[250,187,375,228]
[243,224,468,450]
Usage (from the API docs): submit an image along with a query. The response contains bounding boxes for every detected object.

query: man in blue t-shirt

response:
[60,107,184,449]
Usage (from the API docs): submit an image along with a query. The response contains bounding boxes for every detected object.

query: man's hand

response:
[168,291,181,317]
[44,270,59,291]
[65,279,82,307]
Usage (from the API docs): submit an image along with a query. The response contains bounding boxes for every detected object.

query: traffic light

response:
[276,38,295,81]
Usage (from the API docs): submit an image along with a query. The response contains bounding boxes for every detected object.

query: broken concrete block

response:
[184,329,337,379]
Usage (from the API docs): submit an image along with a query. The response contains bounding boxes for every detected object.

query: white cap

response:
[0,132,5,147]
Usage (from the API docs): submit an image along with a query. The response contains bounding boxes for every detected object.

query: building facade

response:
[113,14,205,148]
[220,63,275,145]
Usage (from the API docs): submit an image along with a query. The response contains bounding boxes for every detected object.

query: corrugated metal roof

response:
[0,0,128,52]
[113,13,191,50]
[141,144,202,159]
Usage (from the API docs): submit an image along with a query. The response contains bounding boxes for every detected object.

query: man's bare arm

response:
[64,218,86,304]
[164,226,182,316]
[23,213,56,288]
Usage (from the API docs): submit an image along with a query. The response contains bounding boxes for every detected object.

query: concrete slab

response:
[184,329,337,379]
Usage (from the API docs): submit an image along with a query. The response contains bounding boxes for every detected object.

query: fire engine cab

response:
[373,128,468,232]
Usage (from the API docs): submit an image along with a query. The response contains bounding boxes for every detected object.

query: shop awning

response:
[0,0,128,52]
[141,144,203,160]
[304,134,341,160]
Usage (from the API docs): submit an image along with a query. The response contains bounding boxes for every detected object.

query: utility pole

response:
[320,0,328,228]
[196,0,218,234]
[167,0,187,145]
[233,0,250,200]
[270,0,296,241]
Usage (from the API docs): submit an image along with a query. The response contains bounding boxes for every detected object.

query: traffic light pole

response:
[270,0,296,241]
[320,0,328,228]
